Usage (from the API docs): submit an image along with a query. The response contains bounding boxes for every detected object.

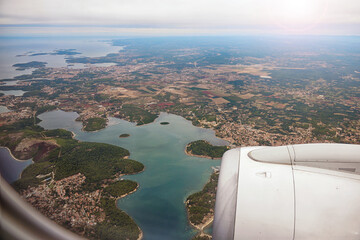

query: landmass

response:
[83,117,107,131]
[12,61,47,70]
[26,49,81,57]
[186,171,219,240]
[160,122,169,125]
[1,36,360,239]
[0,117,144,240]
[2,37,358,147]
[119,133,130,138]
[186,140,229,159]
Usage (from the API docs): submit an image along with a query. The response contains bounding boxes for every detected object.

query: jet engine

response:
[213,144,360,240]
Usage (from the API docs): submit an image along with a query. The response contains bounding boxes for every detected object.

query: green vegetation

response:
[43,129,73,139]
[23,90,48,98]
[36,105,57,115]
[119,133,130,138]
[187,172,219,226]
[4,118,144,239]
[54,141,140,182]
[13,161,54,190]
[104,180,138,197]
[186,140,228,159]
[192,235,212,240]
[0,117,42,132]
[223,95,242,104]
[83,117,107,131]
[12,61,47,70]
[160,122,170,125]
[94,94,109,102]
[8,127,143,190]
[119,104,158,125]
[96,198,140,240]
[204,115,216,122]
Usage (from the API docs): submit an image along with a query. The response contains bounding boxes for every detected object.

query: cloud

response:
[0,0,359,34]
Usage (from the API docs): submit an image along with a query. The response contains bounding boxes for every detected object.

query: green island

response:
[186,171,219,239]
[83,117,107,131]
[116,104,158,126]
[12,61,47,70]
[28,49,81,56]
[186,140,229,159]
[119,133,130,138]
[0,117,144,240]
[160,122,170,125]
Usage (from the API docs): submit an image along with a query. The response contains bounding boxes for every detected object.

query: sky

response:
[0,0,359,36]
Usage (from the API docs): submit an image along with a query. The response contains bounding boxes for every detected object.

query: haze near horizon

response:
[0,0,359,36]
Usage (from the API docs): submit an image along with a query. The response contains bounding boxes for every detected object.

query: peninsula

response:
[186,171,219,240]
[186,140,228,159]
[12,61,47,70]
[0,117,144,240]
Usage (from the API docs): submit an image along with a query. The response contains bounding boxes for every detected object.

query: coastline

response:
[186,201,214,239]
[0,146,33,162]
[184,144,221,160]
[114,183,143,240]
[187,206,214,231]
[70,130,76,138]
[115,182,139,201]
[118,165,145,178]
[137,227,143,240]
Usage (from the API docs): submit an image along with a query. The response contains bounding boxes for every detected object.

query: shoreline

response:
[137,227,143,240]
[119,165,145,178]
[184,144,222,160]
[115,182,139,201]
[0,146,33,163]
[70,130,76,138]
[114,183,143,240]
[187,207,214,231]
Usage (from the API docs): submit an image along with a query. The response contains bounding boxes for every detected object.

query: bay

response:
[0,37,123,80]
[0,147,33,184]
[38,110,227,240]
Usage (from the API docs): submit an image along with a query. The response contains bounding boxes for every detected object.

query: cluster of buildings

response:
[21,173,105,234]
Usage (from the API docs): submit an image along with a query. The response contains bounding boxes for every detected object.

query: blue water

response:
[38,110,227,240]
[0,147,33,183]
[0,37,123,80]
[0,90,26,96]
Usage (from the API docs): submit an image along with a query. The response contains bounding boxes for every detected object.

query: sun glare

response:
[275,0,327,32]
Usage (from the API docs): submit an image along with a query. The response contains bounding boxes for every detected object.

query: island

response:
[83,117,107,131]
[160,122,170,125]
[28,49,81,56]
[186,170,219,239]
[12,61,47,70]
[119,133,130,138]
[0,118,144,240]
[186,140,229,159]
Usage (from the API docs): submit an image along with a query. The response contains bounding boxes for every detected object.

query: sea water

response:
[0,147,33,183]
[38,110,227,240]
[0,37,123,80]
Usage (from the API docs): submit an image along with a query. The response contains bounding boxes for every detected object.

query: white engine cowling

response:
[213,143,360,240]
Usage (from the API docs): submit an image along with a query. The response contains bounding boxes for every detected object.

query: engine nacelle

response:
[213,143,360,240]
